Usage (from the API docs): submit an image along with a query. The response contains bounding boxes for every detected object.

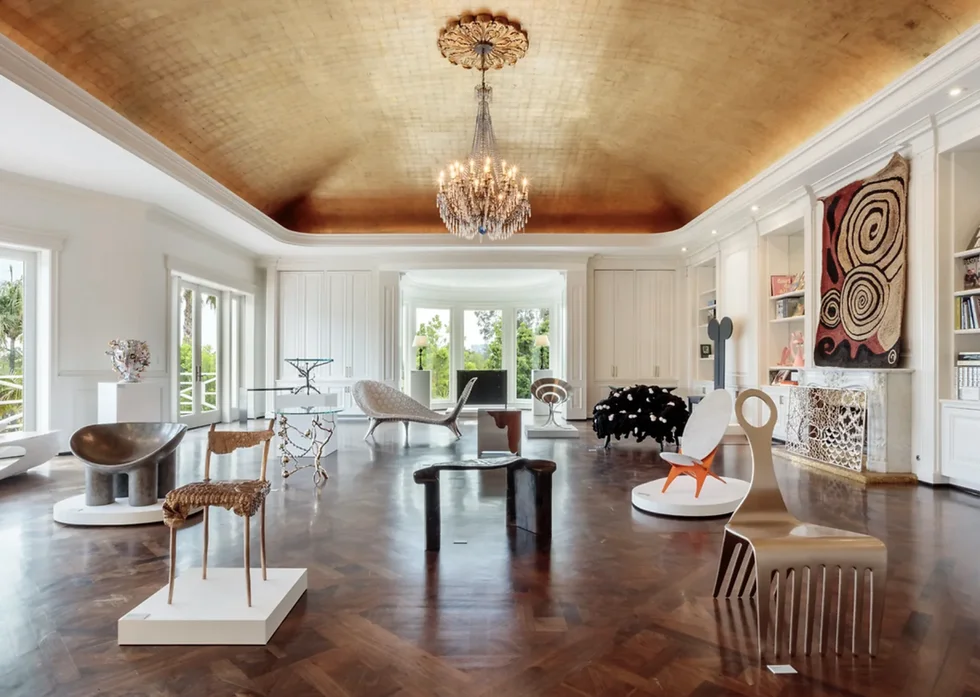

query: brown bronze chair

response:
[162,420,275,607]
[714,389,887,658]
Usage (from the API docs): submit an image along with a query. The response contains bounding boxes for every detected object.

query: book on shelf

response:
[957,295,980,329]
[957,364,980,400]
[958,352,980,360]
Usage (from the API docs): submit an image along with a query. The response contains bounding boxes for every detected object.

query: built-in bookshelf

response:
[763,224,806,387]
[944,149,980,402]
[692,259,717,388]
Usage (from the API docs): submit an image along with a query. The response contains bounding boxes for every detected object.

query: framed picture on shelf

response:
[965,256,980,290]
[788,271,805,292]
[770,275,794,297]
[970,225,980,250]
[700,344,712,358]
[706,307,716,321]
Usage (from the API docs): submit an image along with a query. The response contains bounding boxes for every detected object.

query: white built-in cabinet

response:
[593,269,676,385]
[278,270,373,410]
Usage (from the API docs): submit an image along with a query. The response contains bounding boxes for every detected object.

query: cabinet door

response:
[593,271,617,381]
[323,272,349,379]
[278,271,323,380]
[348,272,371,379]
[635,270,675,381]
[612,271,636,379]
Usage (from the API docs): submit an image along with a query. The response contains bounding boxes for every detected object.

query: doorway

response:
[0,251,31,433]
[178,280,222,427]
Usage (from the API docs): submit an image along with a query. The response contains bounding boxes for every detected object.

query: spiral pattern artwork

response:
[815,153,908,368]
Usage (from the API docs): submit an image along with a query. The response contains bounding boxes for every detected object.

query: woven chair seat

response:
[163,479,271,528]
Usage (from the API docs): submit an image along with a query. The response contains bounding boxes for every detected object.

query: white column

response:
[565,268,588,419]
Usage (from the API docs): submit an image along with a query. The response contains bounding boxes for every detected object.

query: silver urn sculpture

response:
[106,339,150,383]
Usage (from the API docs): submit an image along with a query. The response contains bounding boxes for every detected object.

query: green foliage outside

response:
[415,312,451,399]
[515,309,549,399]
[414,308,550,401]
[179,289,218,413]
[0,275,24,430]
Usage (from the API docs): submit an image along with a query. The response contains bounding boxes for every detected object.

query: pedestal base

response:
[118,567,308,645]
[53,494,202,526]
[525,424,580,439]
[631,476,750,518]
[54,494,167,526]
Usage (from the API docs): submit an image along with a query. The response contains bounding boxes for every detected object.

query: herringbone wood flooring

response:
[1,419,979,697]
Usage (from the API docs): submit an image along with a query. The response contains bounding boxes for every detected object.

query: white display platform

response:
[631,476,750,517]
[525,424,579,439]
[531,369,553,416]
[54,494,166,526]
[98,381,164,423]
[409,370,431,410]
[118,567,308,645]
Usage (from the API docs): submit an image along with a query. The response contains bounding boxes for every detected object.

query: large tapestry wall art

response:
[815,153,909,368]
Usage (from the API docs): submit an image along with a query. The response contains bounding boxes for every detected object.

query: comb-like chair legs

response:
[746,552,887,658]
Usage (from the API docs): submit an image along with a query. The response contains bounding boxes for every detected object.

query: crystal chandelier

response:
[436,15,530,241]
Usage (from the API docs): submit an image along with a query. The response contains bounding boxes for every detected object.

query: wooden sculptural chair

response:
[714,389,887,658]
[162,420,275,607]
[660,388,732,497]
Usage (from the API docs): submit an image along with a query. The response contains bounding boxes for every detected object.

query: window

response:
[415,308,451,400]
[516,308,550,399]
[0,256,25,432]
[463,309,502,370]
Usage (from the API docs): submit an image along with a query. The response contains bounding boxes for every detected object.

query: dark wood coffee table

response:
[412,456,556,551]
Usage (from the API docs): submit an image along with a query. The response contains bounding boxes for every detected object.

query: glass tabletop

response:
[283,357,334,364]
[275,405,344,415]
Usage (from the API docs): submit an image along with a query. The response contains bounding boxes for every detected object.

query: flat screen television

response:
[457,370,507,407]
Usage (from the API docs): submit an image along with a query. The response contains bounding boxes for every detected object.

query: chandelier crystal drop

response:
[436,15,531,241]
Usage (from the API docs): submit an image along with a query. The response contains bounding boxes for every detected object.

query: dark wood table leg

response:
[423,475,441,551]
[513,462,554,539]
[506,465,516,526]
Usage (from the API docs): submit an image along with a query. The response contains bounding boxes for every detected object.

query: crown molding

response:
[0,221,67,251]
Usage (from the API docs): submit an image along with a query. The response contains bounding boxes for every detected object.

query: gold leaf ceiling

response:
[2,1,979,234]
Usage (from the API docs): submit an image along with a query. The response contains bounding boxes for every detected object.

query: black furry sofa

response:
[592,385,691,448]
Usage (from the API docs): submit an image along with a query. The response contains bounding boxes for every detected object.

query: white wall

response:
[0,172,261,449]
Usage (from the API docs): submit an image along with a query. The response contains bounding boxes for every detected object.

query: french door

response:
[178,280,222,427]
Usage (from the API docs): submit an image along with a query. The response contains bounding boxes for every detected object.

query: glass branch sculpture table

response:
[282,357,334,394]
[275,405,343,486]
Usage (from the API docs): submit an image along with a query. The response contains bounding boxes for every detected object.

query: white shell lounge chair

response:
[353,377,477,441]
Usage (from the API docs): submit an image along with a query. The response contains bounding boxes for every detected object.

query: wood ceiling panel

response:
[2,1,978,234]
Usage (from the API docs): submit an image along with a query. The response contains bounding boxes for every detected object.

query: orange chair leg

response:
[661,466,684,493]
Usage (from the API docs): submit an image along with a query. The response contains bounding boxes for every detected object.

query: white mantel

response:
[796,368,913,474]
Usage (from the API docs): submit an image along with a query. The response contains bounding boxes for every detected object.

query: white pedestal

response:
[54,494,166,526]
[631,477,750,518]
[98,382,164,423]
[525,424,579,439]
[531,369,553,416]
[118,567,307,645]
[410,370,431,409]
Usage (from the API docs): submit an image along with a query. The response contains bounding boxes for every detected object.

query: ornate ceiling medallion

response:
[437,14,529,70]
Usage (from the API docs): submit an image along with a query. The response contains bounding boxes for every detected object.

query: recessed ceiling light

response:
[681,247,688,252]
[711,229,717,235]
[949,87,964,97]
[751,205,759,212]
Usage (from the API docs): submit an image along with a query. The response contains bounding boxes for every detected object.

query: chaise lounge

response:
[353,377,477,441]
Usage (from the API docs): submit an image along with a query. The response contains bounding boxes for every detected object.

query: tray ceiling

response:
[1,2,978,235]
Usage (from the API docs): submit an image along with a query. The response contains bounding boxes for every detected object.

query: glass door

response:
[515,308,550,400]
[0,255,27,433]
[178,281,222,427]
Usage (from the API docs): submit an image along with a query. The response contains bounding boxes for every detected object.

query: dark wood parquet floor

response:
[1,418,979,697]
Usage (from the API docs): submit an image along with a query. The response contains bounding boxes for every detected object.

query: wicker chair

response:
[353,377,477,441]
[162,420,274,607]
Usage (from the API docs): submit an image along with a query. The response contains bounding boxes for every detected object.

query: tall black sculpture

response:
[707,317,733,390]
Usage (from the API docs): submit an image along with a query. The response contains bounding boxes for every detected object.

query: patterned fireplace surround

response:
[786,369,913,475]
